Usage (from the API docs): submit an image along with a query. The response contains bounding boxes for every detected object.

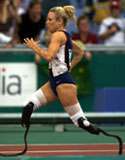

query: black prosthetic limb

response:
[0,102,34,157]
[77,117,123,155]
[21,102,34,127]
[0,126,30,157]
[78,117,100,135]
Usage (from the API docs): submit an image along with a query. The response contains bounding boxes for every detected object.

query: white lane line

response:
[0,143,120,146]
[0,150,124,153]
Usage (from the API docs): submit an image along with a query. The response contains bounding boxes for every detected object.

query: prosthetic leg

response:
[21,102,34,127]
[78,117,100,135]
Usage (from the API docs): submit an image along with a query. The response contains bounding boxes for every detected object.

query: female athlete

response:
[22,5,100,135]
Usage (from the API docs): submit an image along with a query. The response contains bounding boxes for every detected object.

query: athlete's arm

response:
[24,32,65,62]
[70,40,84,71]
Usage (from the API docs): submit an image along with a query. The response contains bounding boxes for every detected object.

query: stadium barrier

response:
[0,44,125,125]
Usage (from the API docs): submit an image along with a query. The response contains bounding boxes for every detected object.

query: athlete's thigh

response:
[40,81,58,104]
[56,84,78,107]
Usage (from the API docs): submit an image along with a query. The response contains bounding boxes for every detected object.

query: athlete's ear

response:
[58,18,63,26]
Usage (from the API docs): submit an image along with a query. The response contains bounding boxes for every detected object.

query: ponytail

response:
[50,5,76,27]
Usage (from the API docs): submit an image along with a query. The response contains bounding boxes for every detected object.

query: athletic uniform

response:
[49,31,75,95]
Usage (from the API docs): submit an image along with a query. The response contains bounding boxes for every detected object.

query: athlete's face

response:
[46,12,62,33]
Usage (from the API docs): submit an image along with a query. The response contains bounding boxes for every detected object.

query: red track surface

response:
[0,144,125,156]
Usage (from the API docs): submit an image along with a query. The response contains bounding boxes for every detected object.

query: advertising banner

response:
[0,63,37,106]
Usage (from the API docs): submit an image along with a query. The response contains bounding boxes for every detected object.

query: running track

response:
[0,144,125,156]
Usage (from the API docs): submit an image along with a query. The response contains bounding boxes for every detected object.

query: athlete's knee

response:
[21,89,47,127]
[64,102,100,135]
[23,89,47,110]
[72,112,100,135]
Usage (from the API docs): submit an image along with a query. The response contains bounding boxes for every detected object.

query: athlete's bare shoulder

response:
[51,31,67,45]
[52,31,65,38]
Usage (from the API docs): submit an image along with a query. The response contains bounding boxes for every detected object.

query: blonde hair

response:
[50,5,76,27]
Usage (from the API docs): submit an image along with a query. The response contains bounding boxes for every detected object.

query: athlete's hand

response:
[69,66,72,72]
[24,38,40,50]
